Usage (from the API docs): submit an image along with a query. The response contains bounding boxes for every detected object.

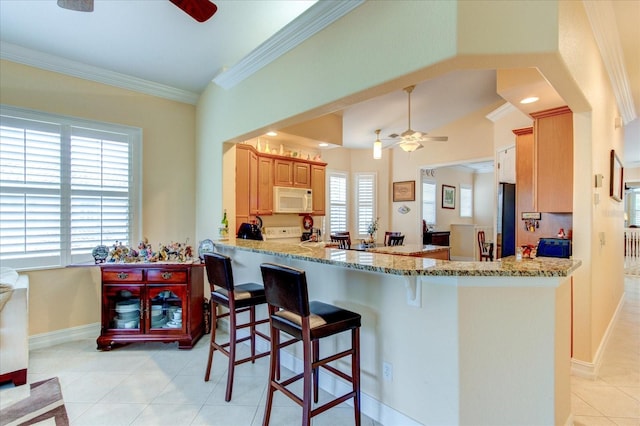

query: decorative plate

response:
[198,239,214,259]
[302,215,314,230]
[255,216,263,229]
[92,245,109,263]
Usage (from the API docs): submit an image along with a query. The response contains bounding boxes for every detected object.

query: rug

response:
[0,377,69,426]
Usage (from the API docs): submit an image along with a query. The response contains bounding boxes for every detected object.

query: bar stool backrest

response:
[260,263,310,318]
[204,252,235,292]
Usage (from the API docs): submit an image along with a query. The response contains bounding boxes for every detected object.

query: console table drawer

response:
[146,269,187,283]
[102,269,144,283]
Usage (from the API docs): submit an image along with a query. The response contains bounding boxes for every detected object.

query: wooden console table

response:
[97,263,204,350]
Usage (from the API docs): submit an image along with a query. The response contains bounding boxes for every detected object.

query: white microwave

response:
[273,186,313,213]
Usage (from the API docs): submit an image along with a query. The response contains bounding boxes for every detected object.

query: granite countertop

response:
[214,239,581,277]
[366,244,449,256]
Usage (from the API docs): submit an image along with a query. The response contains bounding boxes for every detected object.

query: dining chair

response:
[387,235,405,246]
[330,233,351,249]
[477,231,494,261]
[384,232,403,246]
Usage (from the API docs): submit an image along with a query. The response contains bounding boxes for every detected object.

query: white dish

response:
[164,321,182,328]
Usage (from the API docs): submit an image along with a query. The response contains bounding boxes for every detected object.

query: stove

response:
[263,226,303,244]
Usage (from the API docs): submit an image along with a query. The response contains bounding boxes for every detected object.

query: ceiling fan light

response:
[400,141,421,152]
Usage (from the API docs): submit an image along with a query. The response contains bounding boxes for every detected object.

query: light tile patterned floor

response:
[572,276,640,425]
[2,276,638,425]
[21,331,372,426]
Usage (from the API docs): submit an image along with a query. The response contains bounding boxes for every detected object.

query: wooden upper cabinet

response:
[311,164,326,215]
[257,156,273,215]
[248,150,259,215]
[292,162,311,188]
[531,106,573,212]
[274,159,293,186]
[274,159,311,188]
[514,127,534,215]
[237,144,326,216]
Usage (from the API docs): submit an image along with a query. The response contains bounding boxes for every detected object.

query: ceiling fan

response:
[387,85,448,152]
[57,0,218,22]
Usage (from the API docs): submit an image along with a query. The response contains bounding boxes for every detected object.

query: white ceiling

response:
[1,0,638,166]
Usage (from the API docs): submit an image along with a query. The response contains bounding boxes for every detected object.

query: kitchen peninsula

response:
[213,239,580,425]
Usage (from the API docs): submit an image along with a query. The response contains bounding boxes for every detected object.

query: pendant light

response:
[373,129,382,159]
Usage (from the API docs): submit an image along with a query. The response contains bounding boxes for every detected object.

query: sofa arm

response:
[0,274,29,386]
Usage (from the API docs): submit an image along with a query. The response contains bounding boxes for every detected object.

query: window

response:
[327,171,347,235]
[422,179,436,225]
[460,185,472,217]
[0,105,141,270]
[355,173,376,238]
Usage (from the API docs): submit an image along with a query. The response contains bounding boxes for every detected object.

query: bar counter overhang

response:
[213,238,581,426]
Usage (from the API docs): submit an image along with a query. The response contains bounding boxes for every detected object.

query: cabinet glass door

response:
[147,285,186,332]
[103,285,142,332]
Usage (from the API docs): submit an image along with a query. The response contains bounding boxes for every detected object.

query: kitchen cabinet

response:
[514,127,534,216]
[257,156,273,214]
[311,164,326,215]
[97,263,204,350]
[274,159,311,188]
[237,144,327,218]
[531,106,573,212]
[498,146,516,184]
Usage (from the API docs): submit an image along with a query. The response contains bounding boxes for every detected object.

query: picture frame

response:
[442,184,456,209]
[393,180,415,202]
[610,149,623,202]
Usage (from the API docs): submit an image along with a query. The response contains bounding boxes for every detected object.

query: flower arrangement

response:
[367,217,379,241]
[108,238,194,263]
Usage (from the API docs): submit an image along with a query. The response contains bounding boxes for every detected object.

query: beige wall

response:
[0,60,198,335]
[197,0,624,370]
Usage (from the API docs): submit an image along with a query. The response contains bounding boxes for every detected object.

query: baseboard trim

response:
[571,291,626,378]
[29,322,100,351]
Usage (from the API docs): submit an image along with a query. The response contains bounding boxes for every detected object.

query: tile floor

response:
[571,275,640,426]
[2,276,638,425]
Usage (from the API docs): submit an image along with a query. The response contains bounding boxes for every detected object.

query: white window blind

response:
[422,180,436,225]
[328,172,347,235]
[460,185,472,217]
[634,190,640,226]
[355,173,376,238]
[0,105,141,270]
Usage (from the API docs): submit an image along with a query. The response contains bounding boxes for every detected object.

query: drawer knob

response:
[161,272,173,280]
[117,272,129,279]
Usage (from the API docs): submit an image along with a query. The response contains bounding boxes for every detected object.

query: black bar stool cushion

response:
[271,301,361,341]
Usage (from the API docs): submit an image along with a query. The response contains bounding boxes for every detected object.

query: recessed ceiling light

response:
[318,143,329,147]
[266,131,277,137]
[520,97,539,104]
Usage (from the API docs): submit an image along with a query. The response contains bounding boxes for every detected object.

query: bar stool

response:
[260,263,361,426]
[203,252,271,402]
[477,230,494,261]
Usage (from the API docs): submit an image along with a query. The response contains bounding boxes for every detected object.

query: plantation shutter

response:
[328,172,347,234]
[0,116,63,268]
[356,173,376,237]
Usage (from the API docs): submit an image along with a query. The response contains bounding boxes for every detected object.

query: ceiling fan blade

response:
[421,135,448,142]
[57,0,94,12]
[170,0,217,22]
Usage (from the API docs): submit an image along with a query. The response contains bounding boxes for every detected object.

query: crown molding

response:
[583,0,637,124]
[0,41,200,105]
[485,102,518,122]
[212,0,364,90]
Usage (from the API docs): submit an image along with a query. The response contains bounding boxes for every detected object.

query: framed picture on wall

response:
[610,149,623,202]
[393,180,415,202]
[442,184,456,209]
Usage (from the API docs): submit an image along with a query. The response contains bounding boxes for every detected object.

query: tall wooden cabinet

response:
[531,106,573,212]
[311,164,326,215]
[514,106,573,247]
